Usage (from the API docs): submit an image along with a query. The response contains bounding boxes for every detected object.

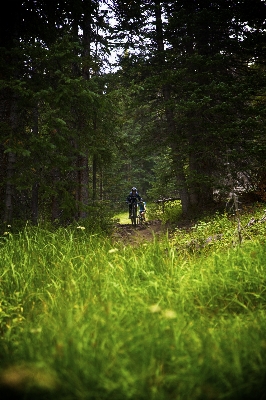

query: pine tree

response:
[111,0,266,214]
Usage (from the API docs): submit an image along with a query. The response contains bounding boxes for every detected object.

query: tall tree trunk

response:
[31,105,39,224]
[70,15,82,221]
[2,9,22,224]
[31,182,39,224]
[154,0,190,214]
[4,151,16,224]
[100,167,103,200]
[51,168,61,221]
[78,155,89,219]
[74,2,94,218]
[4,96,18,224]
[189,135,214,208]
[92,154,97,201]
[0,145,6,220]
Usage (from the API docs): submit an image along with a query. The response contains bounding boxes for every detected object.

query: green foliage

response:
[149,200,182,224]
[73,202,115,235]
[1,208,266,398]
[0,2,126,224]
[171,203,266,256]
[2,0,266,223]
[149,201,266,257]
[146,148,178,201]
[113,0,266,214]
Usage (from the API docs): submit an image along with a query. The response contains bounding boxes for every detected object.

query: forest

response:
[1,3,266,399]
[0,0,266,225]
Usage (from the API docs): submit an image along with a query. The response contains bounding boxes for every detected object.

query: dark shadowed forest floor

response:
[112,220,167,245]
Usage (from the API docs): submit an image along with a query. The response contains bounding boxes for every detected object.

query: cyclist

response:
[138,198,146,221]
[126,187,141,219]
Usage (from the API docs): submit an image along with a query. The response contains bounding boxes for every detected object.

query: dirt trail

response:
[112,220,167,245]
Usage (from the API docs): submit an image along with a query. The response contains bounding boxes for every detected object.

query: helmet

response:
[131,187,137,191]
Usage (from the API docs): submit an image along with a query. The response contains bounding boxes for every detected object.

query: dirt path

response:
[112,220,167,245]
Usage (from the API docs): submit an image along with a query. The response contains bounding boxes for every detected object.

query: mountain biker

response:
[138,198,146,221]
[126,187,141,219]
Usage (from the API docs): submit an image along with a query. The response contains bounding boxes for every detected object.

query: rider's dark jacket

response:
[126,191,141,204]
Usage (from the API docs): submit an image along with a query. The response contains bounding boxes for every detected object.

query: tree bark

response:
[31,182,39,225]
[92,154,97,201]
[77,154,89,219]
[73,2,94,218]
[100,167,103,200]
[4,151,16,224]
[31,105,39,225]
[154,0,190,214]
[0,145,6,220]
[51,168,61,221]
[4,96,18,224]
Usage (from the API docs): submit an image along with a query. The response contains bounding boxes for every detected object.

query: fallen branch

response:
[155,197,180,204]
[245,209,266,228]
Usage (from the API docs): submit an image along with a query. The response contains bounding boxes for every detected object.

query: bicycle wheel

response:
[131,203,137,227]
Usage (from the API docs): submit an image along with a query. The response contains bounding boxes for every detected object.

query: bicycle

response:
[138,210,146,225]
[130,198,138,227]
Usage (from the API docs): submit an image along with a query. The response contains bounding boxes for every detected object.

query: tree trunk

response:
[51,168,61,221]
[73,2,93,218]
[0,145,6,220]
[78,154,89,219]
[4,151,16,224]
[188,121,214,208]
[154,0,190,214]
[4,95,18,224]
[31,105,39,225]
[100,167,103,200]
[31,182,39,225]
[92,154,97,201]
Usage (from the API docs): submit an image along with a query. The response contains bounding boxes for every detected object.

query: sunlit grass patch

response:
[0,217,266,399]
[170,205,266,255]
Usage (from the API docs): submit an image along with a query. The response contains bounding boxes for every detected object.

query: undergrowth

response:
[0,202,266,399]
[151,200,266,256]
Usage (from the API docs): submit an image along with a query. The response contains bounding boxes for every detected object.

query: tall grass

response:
[0,217,266,399]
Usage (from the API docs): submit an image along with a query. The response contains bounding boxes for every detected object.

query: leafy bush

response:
[148,200,182,224]
[171,203,266,255]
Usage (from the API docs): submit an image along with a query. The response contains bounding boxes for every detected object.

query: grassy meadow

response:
[1,203,266,399]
